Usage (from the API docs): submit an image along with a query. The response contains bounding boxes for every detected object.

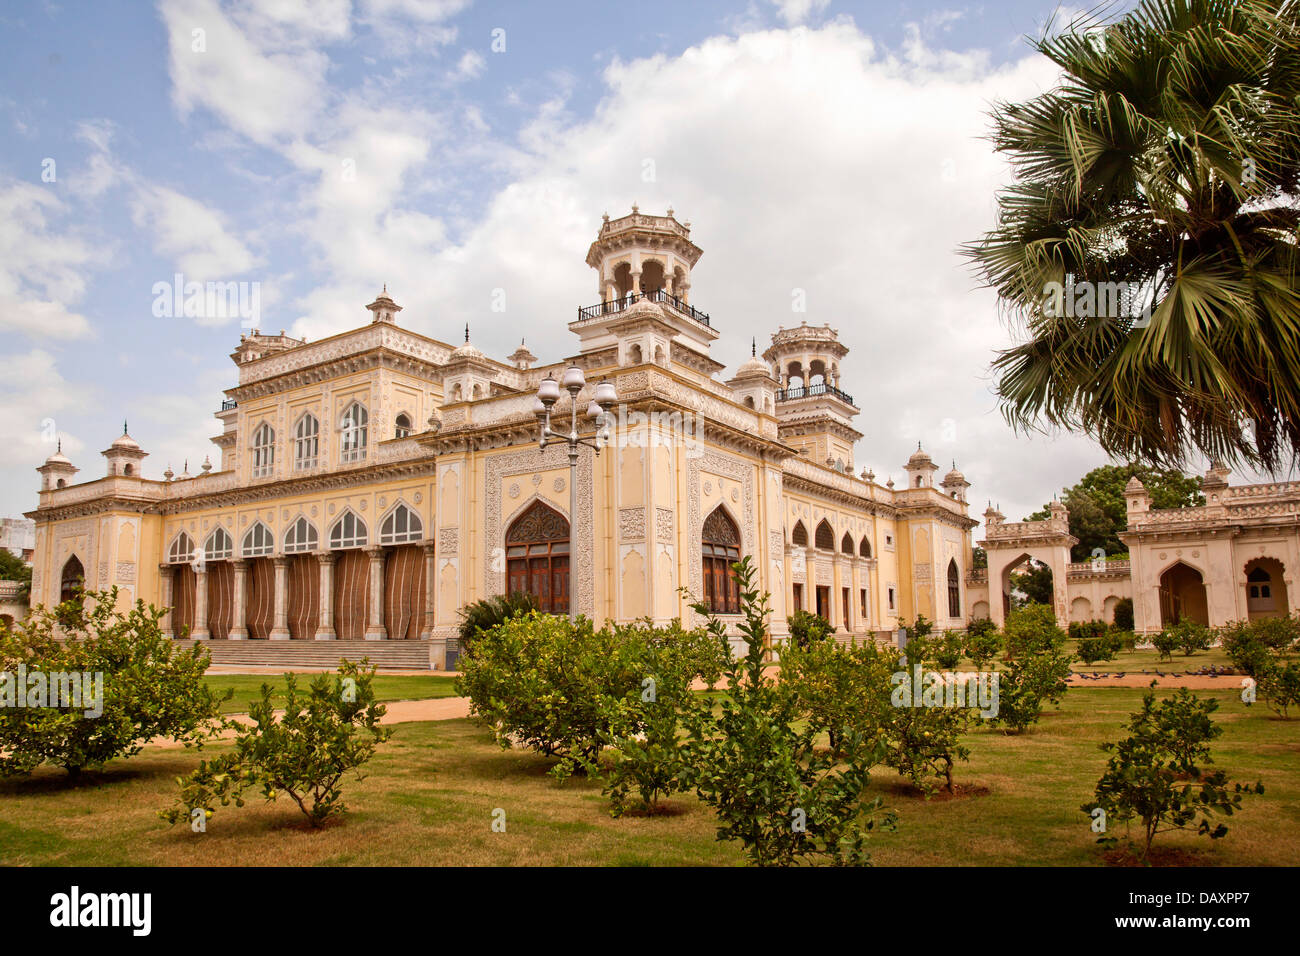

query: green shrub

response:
[457,591,538,656]
[1220,620,1276,677]
[0,588,228,779]
[1002,603,1066,660]
[1112,597,1135,632]
[682,557,896,866]
[992,643,1073,734]
[1069,620,1109,643]
[787,609,833,649]
[1151,628,1180,661]
[780,635,896,759]
[1083,686,1263,862]
[562,619,730,813]
[962,618,1001,669]
[1170,619,1213,656]
[934,630,964,670]
[1259,662,1300,719]
[161,660,391,828]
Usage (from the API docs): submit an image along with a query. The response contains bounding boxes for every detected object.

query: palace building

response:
[26,210,1298,668]
[24,210,982,667]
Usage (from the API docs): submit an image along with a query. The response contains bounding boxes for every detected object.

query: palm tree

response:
[965,0,1300,471]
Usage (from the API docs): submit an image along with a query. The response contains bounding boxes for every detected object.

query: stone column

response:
[364,546,387,640]
[191,564,210,640]
[315,551,337,640]
[158,564,174,639]
[419,542,436,641]
[229,559,249,640]
[269,555,290,640]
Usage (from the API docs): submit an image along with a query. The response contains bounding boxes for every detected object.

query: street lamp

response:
[535,365,618,622]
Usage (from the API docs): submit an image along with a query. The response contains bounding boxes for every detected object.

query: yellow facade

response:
[28,211,980,666]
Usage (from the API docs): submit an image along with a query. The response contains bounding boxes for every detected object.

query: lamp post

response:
[534,366,618,623]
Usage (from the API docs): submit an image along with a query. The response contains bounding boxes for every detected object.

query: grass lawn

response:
[1069,645,1235,674]
[204,673,460,714]
[1,686,1295,866]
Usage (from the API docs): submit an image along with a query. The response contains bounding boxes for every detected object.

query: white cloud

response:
[0,180,100,340]
[447,49,485,83]
[130,184,260,288]
[767,0,830,26]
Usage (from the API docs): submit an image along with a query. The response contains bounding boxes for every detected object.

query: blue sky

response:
[5,0,1224,532]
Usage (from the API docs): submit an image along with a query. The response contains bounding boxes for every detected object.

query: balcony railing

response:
[776,383,856,406]
[577,289,711,328]
[220,399,238,412]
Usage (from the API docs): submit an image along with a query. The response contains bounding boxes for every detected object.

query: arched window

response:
[284,516,318,553]
[840,532,854,555]
[123,463,134,476]
[505,500,569,614]
[251,423,275,478]
[60,555,84,604]
[205,527,233,560]
[1247,565,1272,599]
[859,536,872,559]
[814,519,835,550]
[948,558,961,618]
[340,402,368,463]
[294,414,319,470]
[702,507,741,614]
[379,503,423,544]
[168,532,195,564]
[329,511,367,549]
[242,522,274,556]
[791,521,808,547]
[394,413,412,439]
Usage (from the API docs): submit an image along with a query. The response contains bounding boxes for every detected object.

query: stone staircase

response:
[173,639,437,670]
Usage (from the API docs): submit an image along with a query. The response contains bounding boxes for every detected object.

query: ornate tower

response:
[571,208,720,374]
[102,423,148,478]
[37,441,78,490]
[763,322,861,471]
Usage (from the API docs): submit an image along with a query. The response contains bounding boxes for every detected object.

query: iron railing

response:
[577,289,711,328]
[775,383,856,406]
[220,399,238,412]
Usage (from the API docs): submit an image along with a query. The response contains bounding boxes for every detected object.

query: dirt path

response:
[1067,673,1247,690]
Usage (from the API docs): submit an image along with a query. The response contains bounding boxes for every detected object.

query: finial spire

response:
[465,323,470,343]
[57,438,62,453]
[751,337,756,357]
[124,419,129,435]
[917,440,922,451]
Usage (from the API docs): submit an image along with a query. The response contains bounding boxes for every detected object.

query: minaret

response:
[573,208,719,372]
[366,285,402,325]
[941,461,970,502]
[102,421,148,477]
[763,322,861,469]
[727,338,778,414]
[37,440,78,491]
[903,443,939,489]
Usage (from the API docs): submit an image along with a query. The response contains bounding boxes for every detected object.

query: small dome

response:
[1124,475,1146,493]
[908,443,933,465]
[452,340,485,360]
[944,467,965,483]
[44,446,72,467]
[736,354,768,377]
[111,431,140,450]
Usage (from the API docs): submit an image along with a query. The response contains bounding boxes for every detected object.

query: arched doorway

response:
[59,555,84,605]
[1159,562,1208,626]
[505,500,570,614]
[701,506,741,614]
[1244,558,1288,620]
[947,559,961,618]
[1001,553,1054,618]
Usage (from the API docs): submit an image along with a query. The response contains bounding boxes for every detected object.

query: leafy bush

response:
[682,557,896,865]
[1112,597,1135,632]
[1170,619,1213,656]
[992,643,1073,734]
[780,635,896,759]
[1002,603,1066,660]
[162,660,391,828]
[457,591,537,656]
[1083,686,1263,862]
[1076,634,1120,665]
[787,609,833,650]
[962,618,1001,669]
[1151,628,1180,662]
[934,630,964,670]
[1068,620,1109,643]
[1220,621,1275,677]
[457,611,728,812]
[0,588,228,778]
[1259,661,1300,720]
[559,619,729,813]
